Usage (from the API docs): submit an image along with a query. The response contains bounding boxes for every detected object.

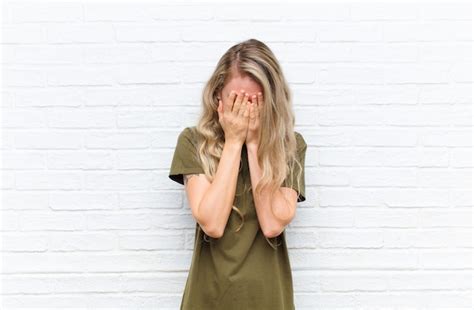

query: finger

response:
[254,96,260,119]
[251,95,257,119]
[220,93,225,114]
[251,94,257,104]
[233,90,244,114]
[249,101,255,120]
[217,96,222,113]
[243,102,250,118]
[227,90,236,114]
[239,94,250,116]
[239,92,249,116]
[238,92,249,116]
[243,101,251,118]
[218,100,223,118]
[252,103,258,126]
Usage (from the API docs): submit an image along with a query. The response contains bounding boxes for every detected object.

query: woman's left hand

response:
[245,92,263,148]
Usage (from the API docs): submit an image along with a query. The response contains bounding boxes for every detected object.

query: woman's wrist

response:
[246,143,258,153]
[224,140,243,153]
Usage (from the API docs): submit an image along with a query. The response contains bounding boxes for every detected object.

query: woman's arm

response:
[246,144,298,238]
[184,140,243,238]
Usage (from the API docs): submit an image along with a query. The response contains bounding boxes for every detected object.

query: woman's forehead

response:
[223,77,262,97]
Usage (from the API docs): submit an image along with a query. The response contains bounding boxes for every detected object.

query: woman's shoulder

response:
[177,126,202,150]
[294,131,307,150]
[187,125,198,134]
[178,126,197,139]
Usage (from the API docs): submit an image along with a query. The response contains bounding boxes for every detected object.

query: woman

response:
[169,38,307,310]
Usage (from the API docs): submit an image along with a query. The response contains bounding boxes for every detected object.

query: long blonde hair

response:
[194,38,303,249]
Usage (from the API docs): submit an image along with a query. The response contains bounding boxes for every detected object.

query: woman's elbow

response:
[203,224,224,239]
[262,226,284,239]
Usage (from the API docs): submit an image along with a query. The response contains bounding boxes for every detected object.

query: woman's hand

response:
[245,92,263,148]
[217,89,251,146]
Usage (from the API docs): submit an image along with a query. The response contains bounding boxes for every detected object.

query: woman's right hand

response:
[217,89,250,145]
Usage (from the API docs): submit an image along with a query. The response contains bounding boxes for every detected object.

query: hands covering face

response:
[217,89,263,147]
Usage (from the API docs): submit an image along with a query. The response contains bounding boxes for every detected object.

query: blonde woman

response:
[169,38,307,310]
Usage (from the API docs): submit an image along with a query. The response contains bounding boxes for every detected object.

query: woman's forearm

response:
[197,141,242,237]
[246,144,293,238]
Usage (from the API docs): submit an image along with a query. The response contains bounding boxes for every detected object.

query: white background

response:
[1,1,472,308]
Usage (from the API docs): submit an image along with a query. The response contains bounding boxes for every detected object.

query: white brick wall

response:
[1,1,472,309]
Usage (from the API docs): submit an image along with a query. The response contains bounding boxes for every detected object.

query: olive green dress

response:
[169,126,307,310]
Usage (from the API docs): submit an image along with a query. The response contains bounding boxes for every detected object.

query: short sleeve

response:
[168,127,205,185]
[282,132,307,202]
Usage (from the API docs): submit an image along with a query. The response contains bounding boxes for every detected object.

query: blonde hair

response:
[193,38,303,249]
